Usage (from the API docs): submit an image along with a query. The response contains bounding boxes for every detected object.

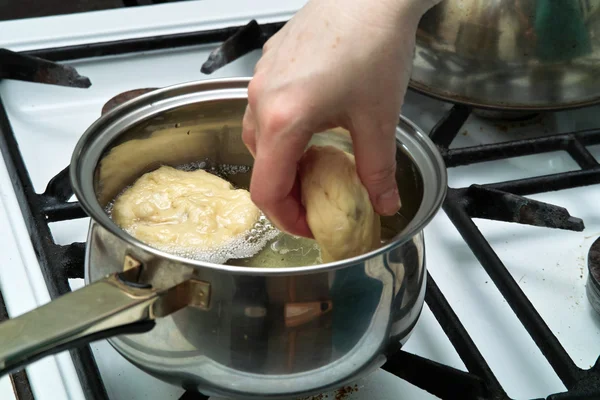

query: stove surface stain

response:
[334,385,359,399]
[300,384,360,400]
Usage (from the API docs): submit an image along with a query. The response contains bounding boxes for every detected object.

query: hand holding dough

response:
[111,165,260,253]
[298,145,381,263]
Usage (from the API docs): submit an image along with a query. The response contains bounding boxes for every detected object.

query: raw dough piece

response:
[298,145,381,263]
[111,165,260,252]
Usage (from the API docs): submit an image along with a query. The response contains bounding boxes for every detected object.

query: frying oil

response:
[226,233,323,268]
[107,161,410,268]
[202,162,324,267]
[228,211,410,268]
[185,161,326,267]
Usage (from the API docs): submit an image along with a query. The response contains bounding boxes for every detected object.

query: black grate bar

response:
[382,350,488,400]
[122,0,154,6]
[0,97,109,400]
[178,391,209,400]
[442,130,600,169]
[425,273,506,397]
[0,98,71,301]
[566,139,599,169]
[463,185,584,231]
[59,242,87,280]
[442,191,583,388]
[443,136,569,168]
[574,128,600,146]
[10,370,34,400]
[547,393,600,400]
[0,101,73,298]
[39,164,87,221]
[43,200,87,222]
[0,290,35,400]
[43,165,73,201]
[482,167,600,196]
[428,104,472,149]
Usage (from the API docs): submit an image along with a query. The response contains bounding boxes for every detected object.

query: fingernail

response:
[377,188,402,215]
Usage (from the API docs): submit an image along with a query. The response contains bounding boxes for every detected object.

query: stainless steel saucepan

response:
[0,78,447,399]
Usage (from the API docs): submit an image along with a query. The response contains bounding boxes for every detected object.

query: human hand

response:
[242,0,440,237]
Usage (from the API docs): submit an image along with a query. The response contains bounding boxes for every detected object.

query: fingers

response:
[350,119,401,216]
[248,103,314,237]
[242,105,257,157]
[250,128,313,237]
[245,69,315,237]
[243,103,312,237]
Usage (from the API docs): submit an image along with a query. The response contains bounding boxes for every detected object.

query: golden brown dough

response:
[298,145,381,263]
[111,165,260,252]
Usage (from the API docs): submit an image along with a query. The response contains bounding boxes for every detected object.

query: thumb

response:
[349,120,401,216]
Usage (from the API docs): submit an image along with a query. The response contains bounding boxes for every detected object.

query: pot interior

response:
[92,97,425,266]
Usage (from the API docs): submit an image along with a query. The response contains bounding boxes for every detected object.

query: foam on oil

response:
[139,214,281,265]
[226,232,323,268]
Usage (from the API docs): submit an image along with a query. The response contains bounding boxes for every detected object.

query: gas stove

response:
[1,1,600,399]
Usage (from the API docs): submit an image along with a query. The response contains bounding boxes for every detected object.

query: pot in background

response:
[412,0,600,110]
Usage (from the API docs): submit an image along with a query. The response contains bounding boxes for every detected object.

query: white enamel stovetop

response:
[0,1,599,399]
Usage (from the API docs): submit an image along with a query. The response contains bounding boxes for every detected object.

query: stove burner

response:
[3,24,600,400]
[586,237,600,315]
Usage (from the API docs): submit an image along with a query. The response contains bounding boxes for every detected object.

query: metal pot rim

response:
[71,77,447,276]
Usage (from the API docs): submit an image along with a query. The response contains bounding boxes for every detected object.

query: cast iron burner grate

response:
[0,291,35,400]
[1,21,600,400]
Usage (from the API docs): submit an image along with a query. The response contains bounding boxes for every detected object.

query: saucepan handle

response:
[0,270,209,377]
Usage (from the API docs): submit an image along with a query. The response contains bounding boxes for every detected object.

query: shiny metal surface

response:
[76,78,446,398]
[0,78,445,399]
[412,0,600,110]
[0,263,207,377]
[87,225,428,399]
[76,78,446,399]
